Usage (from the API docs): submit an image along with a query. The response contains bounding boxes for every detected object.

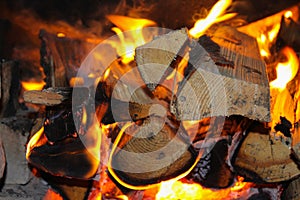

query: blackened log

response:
[27,137,99,179]
[191,139,234,188]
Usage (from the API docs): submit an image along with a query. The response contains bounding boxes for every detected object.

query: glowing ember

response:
[189,0,236,38]
[43,189,63,200]
[270,47,299,91]
[106,15,156,64]
[21,81,45,91]
[56,32,66,38]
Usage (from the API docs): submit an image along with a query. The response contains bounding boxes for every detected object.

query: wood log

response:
[110,116,197,187]
[136,27,270,122]
[0,60,20,117]
[135,28,189,90]
[39,30,96,87]
[231,122,300,183]
[176,26,270,122]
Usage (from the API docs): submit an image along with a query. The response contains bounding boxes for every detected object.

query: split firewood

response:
[0,60,20,117]
[110,116,197,186]
[135,28,189,90]
[231,122,300,183]
[136,27,270,122]
[176,26,270,122]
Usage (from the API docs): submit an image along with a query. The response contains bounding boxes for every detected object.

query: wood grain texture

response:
[232,130,300,183]
[176,26,270,122]
[111,116,196,186]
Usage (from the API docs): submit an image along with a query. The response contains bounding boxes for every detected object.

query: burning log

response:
[191,139,234,188]
[0,60,20,117]
[136,27,270,122]
[39,30,96,87]
[110,116,197,186]
[231,122,300,183]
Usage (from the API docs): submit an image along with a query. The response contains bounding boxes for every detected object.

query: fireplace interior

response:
[1,0,300,199]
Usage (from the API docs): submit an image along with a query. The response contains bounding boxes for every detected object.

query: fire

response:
[26,126,46,159]
[189,0,236,38]
[106,15,156,64]
[256,10,294,58]
[156,177,250,200]
[21,81,45,91]
[56,32,66,38]
[270,47,299,91]
[43,189,63,200]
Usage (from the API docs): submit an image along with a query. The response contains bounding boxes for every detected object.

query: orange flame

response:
[189,0,236,38]
[270,47,299,91]
[43,189,63,200]
[106,15,156,64]
[21,81,45,91]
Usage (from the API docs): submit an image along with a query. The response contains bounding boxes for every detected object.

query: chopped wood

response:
[0,60,20,117]
[110,116,197,186]
[231,123,300,183]
[135,28,189,90]
[23,87,88,106]
[177,26,270,122]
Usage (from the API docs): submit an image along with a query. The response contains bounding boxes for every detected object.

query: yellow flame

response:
[256,23,280,58]
[106,15,156,64]
[270,47,299,91]
[284,10,293,18]
[56,32,66,38]
[26,126,44,159]
[189,0,236,38]
[156,176,250,200]
[21,81,45,91]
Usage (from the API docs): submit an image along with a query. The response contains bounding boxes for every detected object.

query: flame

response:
[56,32,66,38]
[21,81,45,91]
[26,126,45,159]
[256,10,294,58]
[156,176,250,200]
[270,47,299,91]
[43,189,63,200]
[189,0,236,38]
[106,15,156,64]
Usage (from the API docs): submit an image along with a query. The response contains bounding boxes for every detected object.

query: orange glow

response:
[43,189,63,200]
[106,15,156,64]
[21,81,45,91]
[156,177,250,200]
[270,47,299,91]
[56,32,66,38]
[189,0,236,38]
[26,126,45,159]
